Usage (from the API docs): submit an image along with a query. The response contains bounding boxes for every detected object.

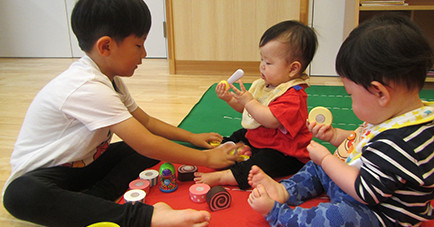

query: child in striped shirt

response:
[247,14,434,226]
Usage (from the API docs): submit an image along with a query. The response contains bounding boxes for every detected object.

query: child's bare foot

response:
[194,170,237,187]
[248,184,275,216]
[152,202,210,227]
[248,165,289,203]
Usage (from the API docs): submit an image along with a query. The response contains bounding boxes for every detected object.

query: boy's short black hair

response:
[259,20,318,72]
[71,0,152,52]
[336,14,433,91]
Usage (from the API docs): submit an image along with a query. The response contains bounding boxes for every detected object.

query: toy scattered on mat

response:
[189,183,211,203]
[159,162,178,192]
[178,165,198,181]
[218,69,244,89]
[206,186,232,211]
[308,106,333,125]
[123,189,146,204]
[139,169,159,187]
[129,179,150,194]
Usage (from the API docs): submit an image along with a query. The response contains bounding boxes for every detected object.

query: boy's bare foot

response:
[248,165,289,203]
[247,184,275,216]
[194,170,237,187]
[151,202,210,227]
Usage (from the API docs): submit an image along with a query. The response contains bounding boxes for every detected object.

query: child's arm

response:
[109,109,237,169]
[306,121,352,147]
[307,140,366,204]
[230,81,281,128]
[131,107,222,148]
[216,82,244,112]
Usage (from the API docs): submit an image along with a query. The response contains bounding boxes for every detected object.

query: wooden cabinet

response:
[165,0,309,75]
[351,0,434,82]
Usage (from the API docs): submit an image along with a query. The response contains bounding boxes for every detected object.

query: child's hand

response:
[190,132,223,149]
[306,120,335,142]
[216,82,232,102]
[230,80,254,107]
[248,184,275,216]
[307,140,332,166]
[205,142,239,169]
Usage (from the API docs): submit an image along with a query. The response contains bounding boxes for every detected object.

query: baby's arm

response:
[307,141,365,204]
[230,81,280,128]
[216,82,244,112]
[307,121,352,147]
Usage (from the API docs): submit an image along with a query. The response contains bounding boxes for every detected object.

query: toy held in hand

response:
[218,69,244,90]
[308,106,333,125]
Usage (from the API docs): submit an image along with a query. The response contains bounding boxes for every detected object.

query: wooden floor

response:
[0,58,346,226]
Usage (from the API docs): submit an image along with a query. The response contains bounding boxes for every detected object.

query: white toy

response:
[219,69,244,89]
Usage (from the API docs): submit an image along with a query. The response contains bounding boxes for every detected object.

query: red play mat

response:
[118,162,434,226]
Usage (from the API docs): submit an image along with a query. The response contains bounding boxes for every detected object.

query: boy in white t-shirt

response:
[2,0,239,226]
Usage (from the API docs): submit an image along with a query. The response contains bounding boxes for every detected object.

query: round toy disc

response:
[308,107,333,125]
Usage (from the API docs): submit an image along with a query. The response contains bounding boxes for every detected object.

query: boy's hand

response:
[306,120,335,142]
[307,140,332,166]
[205,142,239,169]
[216,82,232,102]
[189,132,223,149]
[230,80,254,107]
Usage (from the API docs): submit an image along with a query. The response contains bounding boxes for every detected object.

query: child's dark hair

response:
[71,0,152,52]
[259,20,318,72]
[336,14,433,91]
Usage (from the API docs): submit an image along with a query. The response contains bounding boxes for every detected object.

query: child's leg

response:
[264,196,380,227]
[83,141,160,200]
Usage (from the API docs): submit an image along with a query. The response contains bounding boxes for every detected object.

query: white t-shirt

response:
[4,55,137,190]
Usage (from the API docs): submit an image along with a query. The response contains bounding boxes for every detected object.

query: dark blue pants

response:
[3,142,160,227]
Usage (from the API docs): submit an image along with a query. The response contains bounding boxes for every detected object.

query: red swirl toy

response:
[206,186,231,211]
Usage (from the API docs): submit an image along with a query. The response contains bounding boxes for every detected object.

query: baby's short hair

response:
[336,14,433,91]
[71,0,151,52]
[259,20,318,72]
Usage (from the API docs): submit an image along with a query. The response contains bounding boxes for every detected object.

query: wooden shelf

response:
[360,5,434,10]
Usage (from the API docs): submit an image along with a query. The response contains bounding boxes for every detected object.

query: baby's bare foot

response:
[248,165,289,203]
[194,170,237,187]
[152,202,210,227]
[247,184,275,216]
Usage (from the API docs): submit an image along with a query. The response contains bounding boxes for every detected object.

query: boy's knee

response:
[3,175,48,219]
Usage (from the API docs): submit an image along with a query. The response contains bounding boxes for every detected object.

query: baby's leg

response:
[152,202,210,227]
[248,165,289,203]
[264,198,380,227]
[279,161,326,206]
[194,169,237,187]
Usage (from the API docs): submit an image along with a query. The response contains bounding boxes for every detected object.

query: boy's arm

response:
[109,116,237,169]
[130,107,222,148]
[307,141,366,204]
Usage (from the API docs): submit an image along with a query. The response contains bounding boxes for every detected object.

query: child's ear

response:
[370,81,390,107]
[288,61,302,78]
[95,36,113,56]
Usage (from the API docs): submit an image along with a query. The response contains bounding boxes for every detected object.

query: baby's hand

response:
[230,80,253,106]
[216,82,232,102]
[307,140,331,166]
[306,120,335,142]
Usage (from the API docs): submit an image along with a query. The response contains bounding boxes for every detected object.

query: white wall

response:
[0,0,167,58]
[309,0,348,77]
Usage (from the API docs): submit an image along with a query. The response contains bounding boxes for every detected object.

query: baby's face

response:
[342,77,384,124]
[259,40,293,87]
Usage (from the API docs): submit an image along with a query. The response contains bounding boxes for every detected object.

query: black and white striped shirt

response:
[355,121,434,226]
